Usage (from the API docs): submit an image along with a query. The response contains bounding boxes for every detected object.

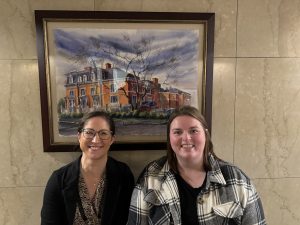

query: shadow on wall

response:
[109,150,166,180]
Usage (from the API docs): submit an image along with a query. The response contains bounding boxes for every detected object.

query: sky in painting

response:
[52,28,202,104]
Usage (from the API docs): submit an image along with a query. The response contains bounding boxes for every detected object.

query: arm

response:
[117,166,135,225]
[127,184,149,225]
[41,172,66,225]
[241,185,267,225]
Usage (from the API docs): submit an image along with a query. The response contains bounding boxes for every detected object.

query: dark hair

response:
[166,105,217,173]
[77,110,115,135]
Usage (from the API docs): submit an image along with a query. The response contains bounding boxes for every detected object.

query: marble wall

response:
[0,0,299,224]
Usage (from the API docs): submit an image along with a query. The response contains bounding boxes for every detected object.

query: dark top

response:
[175,174,206,225]
[41,155,134,225]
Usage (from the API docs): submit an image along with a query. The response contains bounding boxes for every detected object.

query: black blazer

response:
[41,155,134,225]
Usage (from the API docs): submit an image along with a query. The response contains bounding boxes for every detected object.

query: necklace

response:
[93,179,99,186]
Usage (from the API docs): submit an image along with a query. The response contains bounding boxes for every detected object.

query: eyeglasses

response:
[81,128,112,140]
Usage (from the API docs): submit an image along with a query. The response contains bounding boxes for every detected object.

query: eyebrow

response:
[83,128,110,132]
[172,126,200,129]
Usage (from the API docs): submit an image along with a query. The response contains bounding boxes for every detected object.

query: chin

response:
[89,154,106,161]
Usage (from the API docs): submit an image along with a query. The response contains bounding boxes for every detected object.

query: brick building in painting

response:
[63,62,191,113]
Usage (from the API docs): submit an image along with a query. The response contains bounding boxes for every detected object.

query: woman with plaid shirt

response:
[127,106,266,225]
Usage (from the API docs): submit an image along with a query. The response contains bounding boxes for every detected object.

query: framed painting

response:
[35,10,215,152]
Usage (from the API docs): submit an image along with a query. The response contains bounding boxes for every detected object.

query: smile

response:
[88,145,102,150]
[181,144,194,148]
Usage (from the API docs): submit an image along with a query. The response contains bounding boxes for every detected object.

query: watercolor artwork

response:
[35,11,214,151]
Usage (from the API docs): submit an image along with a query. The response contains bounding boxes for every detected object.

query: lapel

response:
[207,154,226,186]
[101,157,121,225]
[60,156,124,225]
[161,166,181,224]
[144,160,181,224]
[62,156,81,224]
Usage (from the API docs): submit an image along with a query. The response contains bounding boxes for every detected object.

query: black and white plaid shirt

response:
[127,154,266,225]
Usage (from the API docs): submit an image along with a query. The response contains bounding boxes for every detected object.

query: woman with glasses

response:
[41,111,134,225]
[128,106,266,225]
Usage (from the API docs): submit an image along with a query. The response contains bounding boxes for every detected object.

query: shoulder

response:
[107,156,133,177]
[51,156,80,178]
[107,156,131,170]
[136,156,168,184]
[106,157,134,190]
[217,159,252,184]
[46,156,80,189]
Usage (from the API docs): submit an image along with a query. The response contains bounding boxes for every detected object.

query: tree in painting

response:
[54,28,200,113]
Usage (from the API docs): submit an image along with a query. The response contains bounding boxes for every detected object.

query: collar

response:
[206,154,227,185]
[145,154,227,195]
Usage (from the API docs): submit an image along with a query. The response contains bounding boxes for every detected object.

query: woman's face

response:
[78,116,115,161]
[170,115,206,165]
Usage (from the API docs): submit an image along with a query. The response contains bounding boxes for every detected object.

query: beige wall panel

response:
[212,58,235,162]
[95,0,143,11]
[0,0,94,59]
[254,178,300,225]
[235,58,300,178]
[0,61,15,187]
[6,60,80,186]
[238,0,300,57]
[0,187,43,225]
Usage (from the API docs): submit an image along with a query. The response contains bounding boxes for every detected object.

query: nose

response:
[92,132,101,142]
[182,131,192,140]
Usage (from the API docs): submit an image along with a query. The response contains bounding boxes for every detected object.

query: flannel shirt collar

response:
[207,154,227,185]
[146,154,227,194]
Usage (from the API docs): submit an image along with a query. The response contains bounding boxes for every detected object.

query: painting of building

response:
[63,62,191,114]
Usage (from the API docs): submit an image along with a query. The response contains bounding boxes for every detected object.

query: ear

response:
[110,135,116,145]
[77,132,81,142]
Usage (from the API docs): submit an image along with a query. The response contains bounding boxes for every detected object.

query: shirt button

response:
[198,198,204,204]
